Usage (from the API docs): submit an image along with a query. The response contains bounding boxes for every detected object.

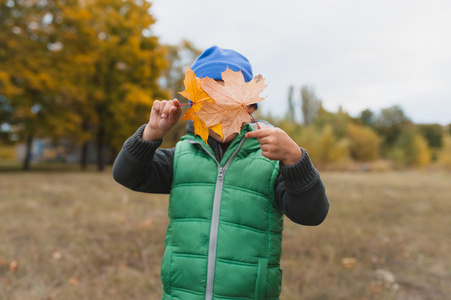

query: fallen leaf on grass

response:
[341,257,357,270]
[69,277,79,285]
[139,217,153,229]
[117,214,127,224]
[369,282,383,293]
[118,262,127,270]
[50,250,62,260]
[9,259,18,272]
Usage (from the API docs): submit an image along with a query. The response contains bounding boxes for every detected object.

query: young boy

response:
[113,46,329,300]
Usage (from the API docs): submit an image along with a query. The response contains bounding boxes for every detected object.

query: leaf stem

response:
[244,105,261,129]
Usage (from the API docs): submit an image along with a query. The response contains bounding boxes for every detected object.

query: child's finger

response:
[260,144,270,153]
[160,100,170,118]
[167,102,182,123]
[152,100,161,114]
[158,100,169,117]
[172,99,181,107]
[245,128,269,139]
[168,100,181,114]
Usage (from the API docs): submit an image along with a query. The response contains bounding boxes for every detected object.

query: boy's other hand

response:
[245,128,303,165]
[143,99,182,141]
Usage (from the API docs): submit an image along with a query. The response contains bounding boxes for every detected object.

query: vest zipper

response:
[187,138,247,300]
[206,165,224,300]
[217,167,224,180]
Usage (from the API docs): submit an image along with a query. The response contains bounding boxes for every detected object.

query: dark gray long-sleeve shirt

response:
[113,123,329,226]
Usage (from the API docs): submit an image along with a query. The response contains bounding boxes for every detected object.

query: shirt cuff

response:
[124,124,163,161]
[280,148,318,191]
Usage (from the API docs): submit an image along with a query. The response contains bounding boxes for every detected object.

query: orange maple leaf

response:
[179,66,223,143]
[196,67,267,141]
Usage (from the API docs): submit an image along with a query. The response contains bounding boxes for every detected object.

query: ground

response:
[1,169,450,299]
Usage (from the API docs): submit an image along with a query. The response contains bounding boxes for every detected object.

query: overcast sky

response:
[149,0,451,125]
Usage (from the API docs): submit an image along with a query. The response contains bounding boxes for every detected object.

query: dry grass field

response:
[1,169,450,300]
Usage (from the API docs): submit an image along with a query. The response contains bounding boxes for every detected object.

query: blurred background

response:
[1,0,450,171]
[1,1,450,299]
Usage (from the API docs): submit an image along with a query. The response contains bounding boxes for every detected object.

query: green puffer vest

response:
[161,124,284,300]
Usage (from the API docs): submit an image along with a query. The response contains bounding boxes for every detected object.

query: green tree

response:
[416,123,444,161]
[374,105,411,149]
[359,108,375,127]
[416,123,443,149]
[314,104,354,139]
[436,134,451,170]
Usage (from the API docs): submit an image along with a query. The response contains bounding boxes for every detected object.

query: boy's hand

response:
[143,99,182,141]
[245,128,303,165]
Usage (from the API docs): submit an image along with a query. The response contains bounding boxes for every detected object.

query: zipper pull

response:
[217,167,224,180]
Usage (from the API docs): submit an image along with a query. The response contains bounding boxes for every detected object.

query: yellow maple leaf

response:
[196,67,266,141]
[179,66,223,143]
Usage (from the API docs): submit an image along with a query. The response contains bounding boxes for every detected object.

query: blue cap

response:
[191,46,257,108]
[191,46,253,82]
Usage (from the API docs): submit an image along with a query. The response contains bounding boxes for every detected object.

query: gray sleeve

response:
[112,124,175,194]
[275,148,329,225]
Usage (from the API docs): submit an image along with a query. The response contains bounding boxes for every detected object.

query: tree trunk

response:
[287,85,295,122]
[301,85,319,126]
[96,125,105,171]
[22,134,33,170]
[80,141,89,170]
[108,147,118,165]
[80,117,89,170]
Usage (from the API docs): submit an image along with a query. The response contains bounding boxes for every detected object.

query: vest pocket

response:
[161,246,174,294]
[255,258,269,299]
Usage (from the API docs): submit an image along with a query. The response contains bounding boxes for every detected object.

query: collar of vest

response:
[181,123,265,164]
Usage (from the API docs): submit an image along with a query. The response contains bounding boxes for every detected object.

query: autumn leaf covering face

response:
[179,66,266,143]
[178,66,223,143]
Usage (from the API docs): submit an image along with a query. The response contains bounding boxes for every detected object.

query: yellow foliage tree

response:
[412,135,431,167]
[318,125,349,166]
[346,123,380,161]
[289,124,349,168]
[49,0,168,170]
[0,1,63,169]
[1,0,168,170]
